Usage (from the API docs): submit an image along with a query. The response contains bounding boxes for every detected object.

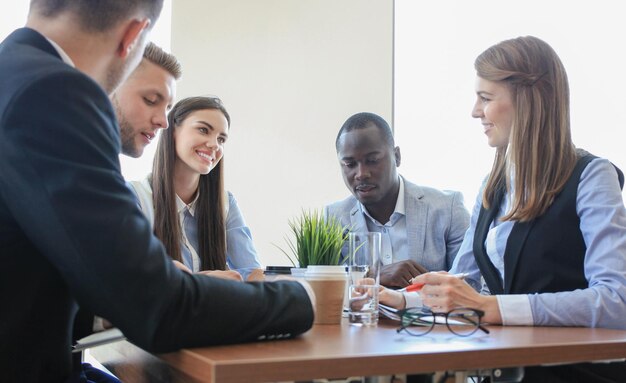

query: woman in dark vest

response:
[381,36,626,382]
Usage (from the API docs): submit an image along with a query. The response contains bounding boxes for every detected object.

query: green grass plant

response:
[278,209,348,267]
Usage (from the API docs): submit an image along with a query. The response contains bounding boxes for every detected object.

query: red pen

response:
[400,272,469,292]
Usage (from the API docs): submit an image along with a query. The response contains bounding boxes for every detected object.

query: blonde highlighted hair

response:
[476,36,577,222]
[142,42,182,80]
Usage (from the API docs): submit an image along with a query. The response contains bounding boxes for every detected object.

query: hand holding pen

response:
[399,272,470,292]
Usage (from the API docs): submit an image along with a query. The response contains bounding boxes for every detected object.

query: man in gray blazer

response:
[325,112,470,289]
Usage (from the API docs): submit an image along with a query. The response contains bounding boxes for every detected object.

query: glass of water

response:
[348,232,381,326]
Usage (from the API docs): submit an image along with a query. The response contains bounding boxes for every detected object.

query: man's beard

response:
[119,119,142,158]
[112,97,142,158]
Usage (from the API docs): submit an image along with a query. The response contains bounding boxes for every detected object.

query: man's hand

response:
[379,260,428,289]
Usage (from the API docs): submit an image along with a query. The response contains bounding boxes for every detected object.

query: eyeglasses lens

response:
[401,308,434,336]
[446,308,480,336]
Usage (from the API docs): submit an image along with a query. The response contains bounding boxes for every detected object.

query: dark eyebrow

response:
[197,121,214,130]
[340,151,381,161]
[197,121,229,139]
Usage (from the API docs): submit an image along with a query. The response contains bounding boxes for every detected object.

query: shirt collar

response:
[395,176,406,215]
[44,37,75,67]
[176,192,199,217]
[360,176,406,222]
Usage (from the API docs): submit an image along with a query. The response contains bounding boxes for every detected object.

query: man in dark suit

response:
[0,2,314,382]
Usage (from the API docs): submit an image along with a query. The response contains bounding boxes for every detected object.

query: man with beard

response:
[112,42,179,158]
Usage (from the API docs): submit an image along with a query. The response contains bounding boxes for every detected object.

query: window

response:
[394,0,626,205]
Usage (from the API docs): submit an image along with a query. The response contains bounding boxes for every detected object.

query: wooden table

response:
[89,320,626,382]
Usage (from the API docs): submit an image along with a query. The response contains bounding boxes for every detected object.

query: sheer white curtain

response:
[394,0,626,206]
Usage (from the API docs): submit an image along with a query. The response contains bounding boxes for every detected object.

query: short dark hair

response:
[143,42,182,80]
[30,0,164,32]
[335,112,394,151]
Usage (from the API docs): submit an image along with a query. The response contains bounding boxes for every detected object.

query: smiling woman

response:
[129,96,264,281]
[173,108,228,180]
[471,78,514,149]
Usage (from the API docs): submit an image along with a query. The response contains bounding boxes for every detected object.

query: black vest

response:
[473,151,624,295]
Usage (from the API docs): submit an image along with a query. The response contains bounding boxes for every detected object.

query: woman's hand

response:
[197,269,244,282]
[245,268,265,282]
[378,286,406,310]
[357,277,406,310]
[172,260,192,274]
[413,272,502,324]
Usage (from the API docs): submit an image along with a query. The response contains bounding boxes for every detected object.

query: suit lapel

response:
[404,181,426,261]
[503,217,535,293]
[473,187,505,295]
[349,202,369,234]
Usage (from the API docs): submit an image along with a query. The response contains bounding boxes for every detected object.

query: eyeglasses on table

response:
[396,307,490,337]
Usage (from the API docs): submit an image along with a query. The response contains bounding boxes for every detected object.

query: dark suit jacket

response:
[0,28,314,383]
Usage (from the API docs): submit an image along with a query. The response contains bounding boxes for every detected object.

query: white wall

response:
[171,0,393,266]
[394,0,626,208]
[0,3,28,38]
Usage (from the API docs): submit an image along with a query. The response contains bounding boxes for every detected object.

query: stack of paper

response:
[73,328,126,353]
[379,304,401,321]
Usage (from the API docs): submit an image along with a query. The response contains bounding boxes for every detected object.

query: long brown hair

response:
[476,36,577,222]
[152,96,231,270]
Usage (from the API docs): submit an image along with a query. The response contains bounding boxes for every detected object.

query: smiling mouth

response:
[196,151,215,163]
[141,132,155,141]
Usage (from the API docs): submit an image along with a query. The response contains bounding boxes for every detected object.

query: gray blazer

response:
[324,177,470,271]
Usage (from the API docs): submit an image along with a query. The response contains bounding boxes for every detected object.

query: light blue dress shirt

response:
[130,177,262,279]
[450,158,626,329]
[361,177,409,266]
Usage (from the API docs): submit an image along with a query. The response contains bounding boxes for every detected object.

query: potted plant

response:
[280,209,347,268]
[279,209,349,324]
